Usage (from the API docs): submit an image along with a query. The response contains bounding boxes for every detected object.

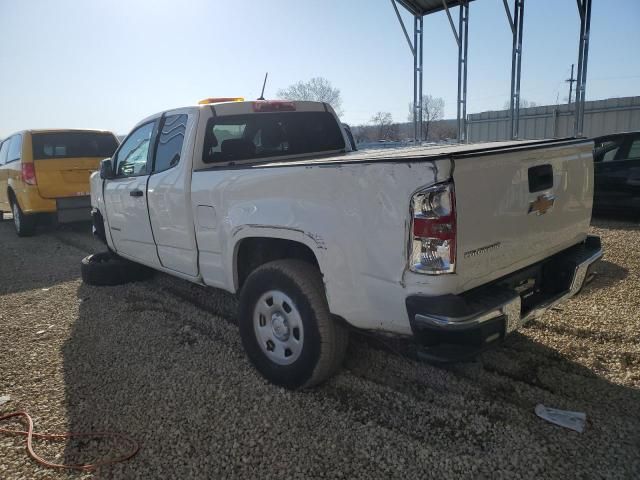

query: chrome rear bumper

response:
[408,236,603,347]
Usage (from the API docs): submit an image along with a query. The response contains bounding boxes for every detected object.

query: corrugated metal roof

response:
[396,0,473,16]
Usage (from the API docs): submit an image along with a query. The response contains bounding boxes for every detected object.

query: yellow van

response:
[0,129,119,236]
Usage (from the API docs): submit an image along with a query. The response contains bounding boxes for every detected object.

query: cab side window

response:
[114,122,155,177]
[7,135,23,163]
[153,114,187,173]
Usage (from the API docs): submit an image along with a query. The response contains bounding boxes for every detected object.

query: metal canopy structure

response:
[391,0,593,142]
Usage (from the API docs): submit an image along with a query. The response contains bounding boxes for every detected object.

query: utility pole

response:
[565,64,576,105]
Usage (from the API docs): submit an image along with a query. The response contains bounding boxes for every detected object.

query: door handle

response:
[528,164,553,193]
[130,189,144,197]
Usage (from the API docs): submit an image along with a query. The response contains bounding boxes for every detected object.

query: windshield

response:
[203,111,345,163]
[32,132,119,160]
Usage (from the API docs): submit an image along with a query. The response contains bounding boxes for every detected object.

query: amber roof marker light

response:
[198,97,244,105]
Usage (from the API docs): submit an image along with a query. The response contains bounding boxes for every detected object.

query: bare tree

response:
[502,98,537,110]
[430,121,457,141]
[408,95,445,141]
[277,77,343,116]
[351,125,372,143]
[370,112,396,140]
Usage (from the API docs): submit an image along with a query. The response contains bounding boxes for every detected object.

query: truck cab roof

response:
[136,100,335,127]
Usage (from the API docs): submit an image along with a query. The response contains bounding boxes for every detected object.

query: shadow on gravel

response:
[592,211,640,228]
[0,221,91,295]
[585,259,628,291]
[62,279,640,478]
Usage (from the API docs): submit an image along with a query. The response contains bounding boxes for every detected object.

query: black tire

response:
[10,198,36,237]
[238,259,348,389]
[81,251,154,286]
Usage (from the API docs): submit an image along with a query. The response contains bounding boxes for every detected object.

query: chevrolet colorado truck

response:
[86,98,603,389]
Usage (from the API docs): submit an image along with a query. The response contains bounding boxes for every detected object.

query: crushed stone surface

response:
[0,218,638,479]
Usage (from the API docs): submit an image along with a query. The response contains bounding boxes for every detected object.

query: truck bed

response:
[197,137,591,170]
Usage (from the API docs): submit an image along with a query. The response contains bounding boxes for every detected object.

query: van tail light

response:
[410,182,456,274]
[21,163,37,186]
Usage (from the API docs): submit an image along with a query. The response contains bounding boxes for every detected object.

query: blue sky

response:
[0,0,638,137]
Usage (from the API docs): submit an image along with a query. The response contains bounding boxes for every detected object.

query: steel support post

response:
[574,0,592,137]
[391,0,422,142]
[413,15,419,141]
[444,0,469,143]
[506,0,525,139]
[458,1,469,142]
[417,15,424,142]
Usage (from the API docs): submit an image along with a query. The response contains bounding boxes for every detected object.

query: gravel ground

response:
[0,218,639,479]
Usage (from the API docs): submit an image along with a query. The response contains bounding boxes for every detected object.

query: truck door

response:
[103,120,161,267]
[147,111,199,277]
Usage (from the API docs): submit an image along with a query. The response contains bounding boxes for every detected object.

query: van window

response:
[0,140,9,165]
[203,111,345,163]
[32,132,118,160]
[7,135,22,163]
[153,114,187,173]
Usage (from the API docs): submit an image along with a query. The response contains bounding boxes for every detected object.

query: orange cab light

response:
[253,100,296,112]
[198,97,244,105]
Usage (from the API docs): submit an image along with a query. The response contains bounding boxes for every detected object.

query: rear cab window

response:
[203,111,345,164]
[31,132,118,160]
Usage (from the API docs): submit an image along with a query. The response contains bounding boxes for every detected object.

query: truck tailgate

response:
[452,140,594,291]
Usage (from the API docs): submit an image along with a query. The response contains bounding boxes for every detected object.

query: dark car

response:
[593,131,640,213]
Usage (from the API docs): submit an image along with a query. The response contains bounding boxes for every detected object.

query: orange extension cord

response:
[0,410,140,472]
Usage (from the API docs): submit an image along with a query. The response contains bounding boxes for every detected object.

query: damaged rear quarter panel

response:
[191,158,451,333]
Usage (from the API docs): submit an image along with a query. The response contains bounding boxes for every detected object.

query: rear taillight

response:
[410,182,456,274]
[21,163,37,186]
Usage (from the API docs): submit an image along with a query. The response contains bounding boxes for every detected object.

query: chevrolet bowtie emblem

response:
[528,194,555,215]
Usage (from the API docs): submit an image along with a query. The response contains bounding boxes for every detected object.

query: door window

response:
[153,114,187,173]
[114,122,155,177]
[7,135,22,163]
[602,145,620,162]
[594,138,623,163]
[628,138,640,160]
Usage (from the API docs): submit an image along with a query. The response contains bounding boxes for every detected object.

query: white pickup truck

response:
[87,99,603,389]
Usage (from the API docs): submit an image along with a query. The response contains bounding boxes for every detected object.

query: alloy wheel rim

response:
[253,290,304,365]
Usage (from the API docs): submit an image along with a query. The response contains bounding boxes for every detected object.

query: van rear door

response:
[30,131,119,199]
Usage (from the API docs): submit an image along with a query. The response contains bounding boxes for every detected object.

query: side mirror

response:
[100,158,114,179]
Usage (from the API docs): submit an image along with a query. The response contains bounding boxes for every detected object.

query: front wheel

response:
[11,199,36,237]
[239,260,348,389]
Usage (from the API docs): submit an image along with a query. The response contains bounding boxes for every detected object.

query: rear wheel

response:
[11,199,36,237]
[81,251,154,286]
[238,259,348,389]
